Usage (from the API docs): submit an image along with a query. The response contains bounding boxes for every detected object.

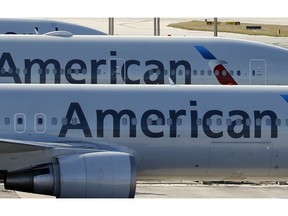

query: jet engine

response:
[4,152,137,198]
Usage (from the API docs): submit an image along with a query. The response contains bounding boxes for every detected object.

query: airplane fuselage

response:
[0,35,287,85]
[0,18,106,35]
[1,84,288,183]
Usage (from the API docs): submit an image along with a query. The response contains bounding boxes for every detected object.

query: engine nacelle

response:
[5,152,137,198]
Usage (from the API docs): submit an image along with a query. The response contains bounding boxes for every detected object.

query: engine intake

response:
[5,152,137,198]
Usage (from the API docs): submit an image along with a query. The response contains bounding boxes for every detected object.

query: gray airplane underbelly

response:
[134,140,288,182]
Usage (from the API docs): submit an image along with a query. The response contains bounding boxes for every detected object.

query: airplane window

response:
[60,69,65,75]
[185,70,191,76]
[37,118,43,125]
[52,118,57,125]
[5,117,10,125]
[276,119,281,126]
[170,70,176,76]
[200,70,204,76]
[230,70,234,76]
[177,118,182,125]
[157,118,163,125]
[266,119,271,126]
[215,70,219,76]
[206,118,212,126]
[226,118,232,126]
[16,68,20,74]
[67,69,72,75]
[193,70,197,76]
[74,69,79,75]
[122,118,127,125]
[35,114,46,133]
[8,68,13,74]
[17,118,23,125]
[236,119,242,125]
[237,70,241,76]
[14,114,26,133]
[208,70,212,76]
[62,117,68,125]
[246,119,251,126]
[45,69,49,74]
[222,70,227,76]
[164,70,168,75]
[23,68,28,74]
[167,118,172,126]
[216,118,222,125]
[82,69,87,74]
[149,70,154,76]
[147,118,152,125]
[38,69,42,75]
[71,118,77,125]
[196,118,202,125]
[157,70,161,76]
[255,118,261,126]
[132,118,137,125]
[53,69,58,75]
[178,70,183,76]
[97,69,102,75]
[1,69,4,74]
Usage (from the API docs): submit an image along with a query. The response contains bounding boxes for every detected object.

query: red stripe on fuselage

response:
[214,64,238,85]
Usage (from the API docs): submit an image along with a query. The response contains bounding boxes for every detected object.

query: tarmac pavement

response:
[2,181,288,198]
[51,18,288,48]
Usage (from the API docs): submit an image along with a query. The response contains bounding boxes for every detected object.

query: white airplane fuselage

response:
[0,35,287,85]
[0,18,106,35]
[1,84,288,185]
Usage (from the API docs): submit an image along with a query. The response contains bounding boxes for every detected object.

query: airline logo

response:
[194,45,238,85]
[281,95,288,103]
[0,46,237,85]
[59,100,278,139]
[0,52,193,84]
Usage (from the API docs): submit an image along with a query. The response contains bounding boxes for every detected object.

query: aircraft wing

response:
[0,138,51,153]
[0,138,73,153]
[0,137,125,154]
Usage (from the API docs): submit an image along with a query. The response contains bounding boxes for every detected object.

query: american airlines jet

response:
[0,18,106,35]
[1,84,288,198]
[0,34,287,85]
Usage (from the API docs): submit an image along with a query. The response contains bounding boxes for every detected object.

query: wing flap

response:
[0,138,122,154]
[0,139,50,153]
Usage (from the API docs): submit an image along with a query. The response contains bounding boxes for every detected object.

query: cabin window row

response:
[6,115,284,130]
[59,117,282,127]
[1,68,243,77]
[1,68,88,75]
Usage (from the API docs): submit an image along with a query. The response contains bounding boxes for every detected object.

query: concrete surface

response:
[136,182,288,198]
[50,18,288,48]
[2,182,288,198]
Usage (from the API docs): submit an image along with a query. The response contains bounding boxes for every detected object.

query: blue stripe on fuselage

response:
[281,95,288,103]
[194,45,217,60]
